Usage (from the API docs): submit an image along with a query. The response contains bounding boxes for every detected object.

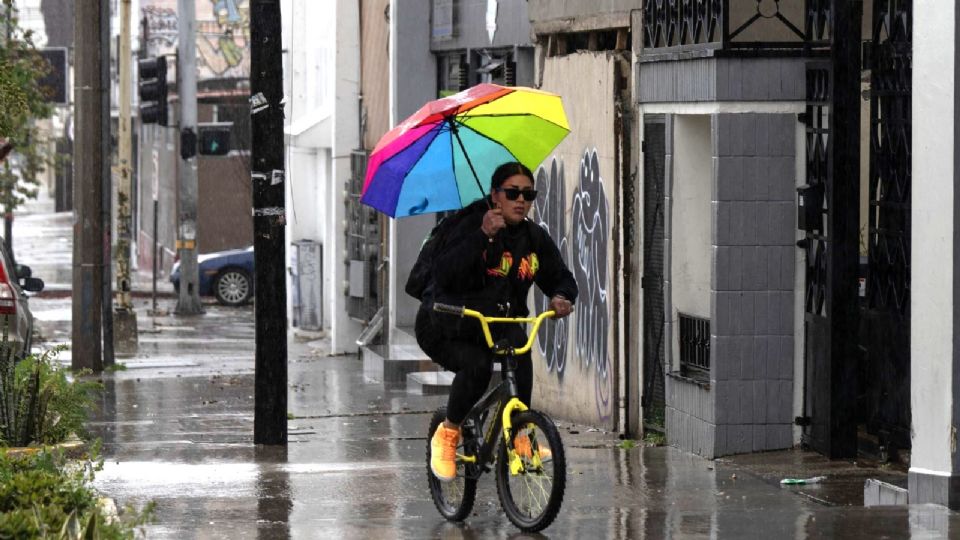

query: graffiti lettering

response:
[533,158,569,376]
[143,7,179,52]
[572,149,611,420]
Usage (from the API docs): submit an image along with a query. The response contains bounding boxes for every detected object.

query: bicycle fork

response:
[502,397,535,475]
[456,397,532,475]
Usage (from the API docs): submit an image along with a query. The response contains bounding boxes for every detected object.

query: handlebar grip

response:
[433,302,465,315]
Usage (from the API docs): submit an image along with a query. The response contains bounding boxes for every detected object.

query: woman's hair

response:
[490,162,534,190]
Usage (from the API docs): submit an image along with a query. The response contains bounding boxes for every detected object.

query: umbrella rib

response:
[453,121,524,168]
[372,124,446,216]
[370,123,445,179]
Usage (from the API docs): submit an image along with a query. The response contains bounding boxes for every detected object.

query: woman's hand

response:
[481,207,506,239]
[549,295,573,318]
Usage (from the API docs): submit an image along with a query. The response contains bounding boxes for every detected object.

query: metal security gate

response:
[861,0,912,457]
[800,0,862,459]
[345,150,381,323]
[642,117,666,429]
[800,62,836,456]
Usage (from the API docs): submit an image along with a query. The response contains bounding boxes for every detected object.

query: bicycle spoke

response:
[508,425,555,519]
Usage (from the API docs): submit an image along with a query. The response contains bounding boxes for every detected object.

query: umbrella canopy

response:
[360,83,569,218]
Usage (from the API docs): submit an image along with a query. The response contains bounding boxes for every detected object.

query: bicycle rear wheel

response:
[495,410,566,532]
[426,407,477,521]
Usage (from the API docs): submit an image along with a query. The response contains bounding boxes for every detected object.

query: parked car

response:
[0,239,44,358]
[170,246,254,306]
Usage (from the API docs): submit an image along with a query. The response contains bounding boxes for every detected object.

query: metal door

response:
[642,117,667,429]
[861,0,912,456]
[800,0,862,458]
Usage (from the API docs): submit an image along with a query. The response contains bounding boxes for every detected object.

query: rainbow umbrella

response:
[360,83,570,218]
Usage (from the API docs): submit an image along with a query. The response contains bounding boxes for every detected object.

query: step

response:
[405,363,507,396]
[407,371,454,395]
[864,478,909,506]
[392,325,419,346]
[361,344,437,384]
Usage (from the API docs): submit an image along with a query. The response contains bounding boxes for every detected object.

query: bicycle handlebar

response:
[432,302,556,355]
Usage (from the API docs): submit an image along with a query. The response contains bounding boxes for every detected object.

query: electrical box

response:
[797,183,824,232]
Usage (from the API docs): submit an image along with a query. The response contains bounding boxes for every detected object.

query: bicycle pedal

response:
[456,453,477,463]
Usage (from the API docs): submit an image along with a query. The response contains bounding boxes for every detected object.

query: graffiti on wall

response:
[143,5,178,52]
[141,0,250,80]
[533,157,569,376]
[572,149,611,420]
[197,0,249,78]
[533,149,612,421]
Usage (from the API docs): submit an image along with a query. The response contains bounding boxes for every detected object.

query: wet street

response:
[21,295,959,539]
[14,206,960,539]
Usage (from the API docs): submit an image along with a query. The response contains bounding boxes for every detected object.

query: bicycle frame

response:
[432,303,555,478]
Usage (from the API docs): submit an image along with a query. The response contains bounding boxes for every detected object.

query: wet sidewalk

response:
[22,294,958,539]
[16,199,960,538]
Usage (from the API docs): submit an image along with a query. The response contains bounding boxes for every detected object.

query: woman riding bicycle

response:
[415,161,578,482]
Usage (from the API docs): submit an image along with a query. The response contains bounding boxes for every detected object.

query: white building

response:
[282,0,362,353]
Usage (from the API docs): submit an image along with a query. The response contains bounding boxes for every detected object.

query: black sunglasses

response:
[496,187,538,202]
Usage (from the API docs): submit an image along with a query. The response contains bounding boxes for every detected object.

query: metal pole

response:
[114,0,139,353]
[101,0,115,367]
[72,0,105,371]
[152,198,158,314]
[251,0,287,445]
[175,0,202,314]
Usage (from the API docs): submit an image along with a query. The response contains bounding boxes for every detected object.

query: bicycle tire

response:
[495,409,566,532]
[426,407,477,521]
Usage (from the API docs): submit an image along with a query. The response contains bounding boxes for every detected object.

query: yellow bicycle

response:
[426,303,565,533]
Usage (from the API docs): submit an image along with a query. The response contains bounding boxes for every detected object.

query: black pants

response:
[416,308,532,424]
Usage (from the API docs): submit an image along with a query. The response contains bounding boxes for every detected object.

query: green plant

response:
[0,447,154,539]
[642,431,666,446]
[0,0,57,249]
[618,439,637,450]
[0,346,100,447]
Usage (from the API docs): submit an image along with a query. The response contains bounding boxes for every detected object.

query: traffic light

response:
[138,57,168,125]
[198,125,231,156]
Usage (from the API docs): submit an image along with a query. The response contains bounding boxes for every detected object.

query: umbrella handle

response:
[448,116,492,210]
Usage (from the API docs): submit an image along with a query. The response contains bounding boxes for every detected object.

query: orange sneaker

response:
[514,432,552,461]
[430,423,461,482]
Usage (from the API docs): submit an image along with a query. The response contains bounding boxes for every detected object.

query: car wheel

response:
[214,268,252,306]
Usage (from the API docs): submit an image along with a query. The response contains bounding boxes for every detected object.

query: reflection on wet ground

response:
[25,296,960,539]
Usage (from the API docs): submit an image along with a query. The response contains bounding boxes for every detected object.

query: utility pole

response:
[72,0,109,370]
[176,0,202,314]
[251,0,287,445]
[100,0,114,367]
[114,0,139,353]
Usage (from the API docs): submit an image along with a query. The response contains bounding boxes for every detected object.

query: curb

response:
[35,288,178,300]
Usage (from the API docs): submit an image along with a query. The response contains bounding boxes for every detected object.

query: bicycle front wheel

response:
[427,407,477,521]
[495,410,566,532]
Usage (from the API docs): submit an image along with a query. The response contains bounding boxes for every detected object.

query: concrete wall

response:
[670,115,712,330]
[638,58,806,104]
[709,112,797,456]
[662,112,798,458]
[390,0,438,330]
[361,0,391,151]
[531,52,617,430]
[527,0,633,31]
[909,1,960,507]
[431,0,531,51]
[328,0,362,351]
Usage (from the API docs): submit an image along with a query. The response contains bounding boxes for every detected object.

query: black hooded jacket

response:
[417,197,578,346]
